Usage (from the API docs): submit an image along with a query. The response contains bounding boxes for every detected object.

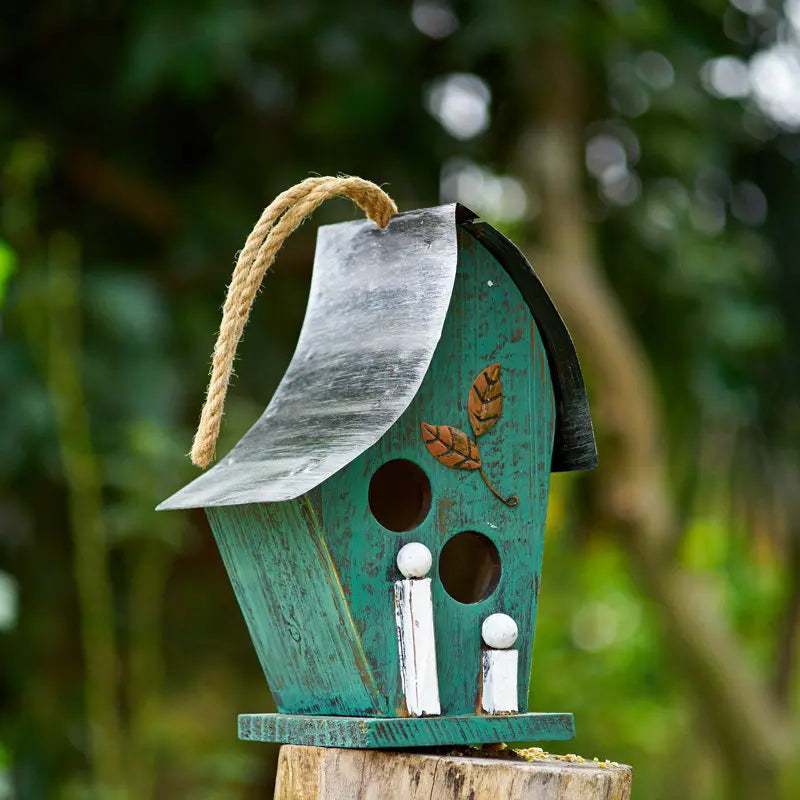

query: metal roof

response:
[158,204,470,510]
[158,203,596,511]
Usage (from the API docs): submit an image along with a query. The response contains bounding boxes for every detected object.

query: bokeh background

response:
[2,1,800,797]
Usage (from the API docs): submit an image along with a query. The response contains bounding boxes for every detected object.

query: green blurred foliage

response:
[1,0,799,798]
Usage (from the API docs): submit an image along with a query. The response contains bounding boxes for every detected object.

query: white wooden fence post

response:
[394,542,441,716]
[481,613,519,714]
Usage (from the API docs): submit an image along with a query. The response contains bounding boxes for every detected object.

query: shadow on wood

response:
[273,744,632,800]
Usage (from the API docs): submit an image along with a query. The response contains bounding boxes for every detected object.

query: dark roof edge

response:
[461,219,598,472]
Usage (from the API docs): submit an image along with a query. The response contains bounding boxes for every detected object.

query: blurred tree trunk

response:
[43,232,126,794]
[127,541,172,799]
[773,532,800,704]
[5,144,128,796]
[516,41,799,799]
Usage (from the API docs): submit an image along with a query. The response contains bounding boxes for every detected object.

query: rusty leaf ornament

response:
[419,362,518,507]
[420,424,482,470]
[468,362,503,437]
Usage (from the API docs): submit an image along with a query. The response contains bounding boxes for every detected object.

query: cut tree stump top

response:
[273,744,632,800]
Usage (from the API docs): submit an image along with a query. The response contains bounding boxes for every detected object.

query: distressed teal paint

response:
[321,227,556,717]
[206,498,387,715]
[238,712,574,748]
[205,226,559,735]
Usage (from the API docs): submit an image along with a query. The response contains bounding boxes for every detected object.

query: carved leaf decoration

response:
[420,423,482,470]
[468,362,503,437]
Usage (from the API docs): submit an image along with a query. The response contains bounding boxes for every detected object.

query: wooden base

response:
[239,712,574,748]
[273,745,632,799]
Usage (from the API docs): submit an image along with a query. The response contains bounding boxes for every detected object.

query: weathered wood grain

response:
[239,712,574,748]
[206,499,385,715]
[273,746,367,800]
[394,577,440,716]
[481,649,519,713]
[273,745,632,800]
[462,220,597,472]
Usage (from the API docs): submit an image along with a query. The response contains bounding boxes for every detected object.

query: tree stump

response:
[273,744,632,800]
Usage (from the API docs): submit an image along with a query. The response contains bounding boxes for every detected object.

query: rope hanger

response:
[191,175,398,469]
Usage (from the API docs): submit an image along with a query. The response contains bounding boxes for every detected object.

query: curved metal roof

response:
[158,204,596,511]
[158,204,471,510]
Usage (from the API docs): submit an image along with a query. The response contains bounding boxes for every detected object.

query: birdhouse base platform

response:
[238,712,574,749]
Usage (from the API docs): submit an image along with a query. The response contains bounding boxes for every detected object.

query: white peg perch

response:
[394,543,440,716]
[482,613,519,649]
[481,613,519,714]
[397,541,433,578]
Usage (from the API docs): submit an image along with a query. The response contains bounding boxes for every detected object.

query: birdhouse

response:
[158,203,596,749]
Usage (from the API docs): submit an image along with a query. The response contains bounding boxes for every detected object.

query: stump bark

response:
[273,744,632,800]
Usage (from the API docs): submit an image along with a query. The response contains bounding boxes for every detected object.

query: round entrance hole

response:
[439,531,501,604]
[368,459,432,532]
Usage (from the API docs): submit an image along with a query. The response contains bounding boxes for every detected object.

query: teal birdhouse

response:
[158,203,596,749]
